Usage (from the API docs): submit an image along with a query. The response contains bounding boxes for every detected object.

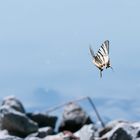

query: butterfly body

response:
[89,40,112,77]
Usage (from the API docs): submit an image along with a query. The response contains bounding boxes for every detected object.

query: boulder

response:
[74,124,97,140]
[0,105,38,137]
[110,128,132,140]
[58,102,93,132]
[98,120,140,140]
[99,120,127,137]
[27,112,57,128]
[1,96,25,113]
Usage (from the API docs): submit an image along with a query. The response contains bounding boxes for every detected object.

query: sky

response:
[0,0,140,120]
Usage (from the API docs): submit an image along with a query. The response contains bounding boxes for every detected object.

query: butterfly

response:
[89,40,113,78]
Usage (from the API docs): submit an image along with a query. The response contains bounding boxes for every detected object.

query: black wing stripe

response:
[95,58,102,64]
[96,54,103,64]
[101,46,106,54]
[98,51,103,57]
[104,40,109,54]
[98,51,105,62]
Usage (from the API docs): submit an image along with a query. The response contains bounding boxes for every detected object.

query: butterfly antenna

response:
[110,66,114,72]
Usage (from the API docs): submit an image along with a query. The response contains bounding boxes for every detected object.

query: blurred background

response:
[0,0,140,121]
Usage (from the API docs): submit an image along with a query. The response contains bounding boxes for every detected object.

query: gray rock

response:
[58,102,93,132]
[110,128,132,140]
[1,96,25,113]
[25,137,41,140]
[44,132,79,140]
[27,112,57,128]
[26,127,53,139]
[0,105,38,137]
[99,120,127,137]
[98,121,140,140]
[38,127,53,138]
[0,130,23,140]
[44,133,64,140]
[74,124,97,140]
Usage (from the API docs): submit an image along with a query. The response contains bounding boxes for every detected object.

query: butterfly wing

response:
[89,47,103,68]
[104,40,109,54]
[97,40,110,66]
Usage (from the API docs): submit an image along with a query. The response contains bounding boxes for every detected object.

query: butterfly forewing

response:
[96,53,104,65]
[99,40,109,64]
[95,55,103,65]
[102,40,109,54]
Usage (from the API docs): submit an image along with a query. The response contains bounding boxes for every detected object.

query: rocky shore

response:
[0,96,140,140]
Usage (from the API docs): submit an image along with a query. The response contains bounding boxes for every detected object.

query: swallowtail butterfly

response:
[89,40,113,77]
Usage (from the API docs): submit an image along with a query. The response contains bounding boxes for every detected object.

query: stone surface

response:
[27,112,57,128]
[38,127,54,138]
[45,134,64,140]
[110,128,132,140]
[58,102,93,132]
[0,105,38,137]
[98,120,140,140]
[44,132,79,140]
[26,127,54,139]
[99,120,127,137]
[74,124,97,140]
[1,96,25,113]
[25,137,41,140]
[0,130,23,140]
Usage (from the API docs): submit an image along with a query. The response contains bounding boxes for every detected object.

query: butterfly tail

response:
[100,70,102,78]
[89,46,95,58]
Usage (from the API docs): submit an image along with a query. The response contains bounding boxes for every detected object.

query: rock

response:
[131,122,140,138]
[44,134,64,140]
[26,129,79,140]
[27,112,57,128]
[0,129,9,136]
[74,124,97,140]
[38,127,54,138]
[44,131,79,140]
[110,128,132,140]
[26,127,54,139]
[25,137,41,140]
[0,105,38,137]
[58,102,93,132]
[98,120,140,140]
[99,120,127,137]
[0,130,23,140]
[62,131,80,140]
[1,95,25,113]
